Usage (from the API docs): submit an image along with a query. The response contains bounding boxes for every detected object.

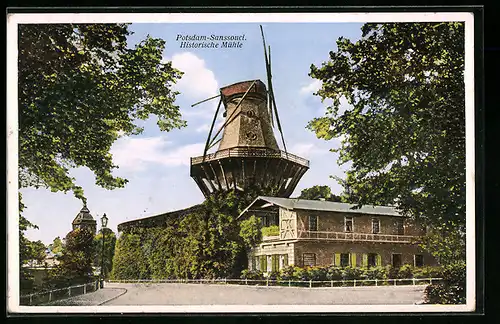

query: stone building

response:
[238,196,437,272]
[72,205,97,235]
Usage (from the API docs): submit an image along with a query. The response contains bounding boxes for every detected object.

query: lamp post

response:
[100,213,108,288]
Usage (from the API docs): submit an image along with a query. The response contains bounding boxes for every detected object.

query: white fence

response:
[108,277,442,288]
[20,280,100,306]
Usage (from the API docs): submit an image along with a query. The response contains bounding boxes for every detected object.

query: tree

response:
[307,22,465,233]
[297,185,342,202]
[18,23,185,203]
[92,227,117,279]
[48,236,63,255]
[111,188,268,281]
[48,228,95,287]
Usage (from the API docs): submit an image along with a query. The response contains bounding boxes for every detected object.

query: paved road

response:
[102,283,426,305]
[47,288,127,306]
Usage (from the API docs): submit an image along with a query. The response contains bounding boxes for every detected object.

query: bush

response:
[267,271,279,281]
[424,262,465,304]
[293,267,309,281]
[413,266,443,279]
[397,264,414,279]
[278,266,296,281]
[341,266,364,280]
[307,266,328,281]
[362,266,387,280]
[240,269,264,280]
[385,265,399,279]
[261,225,279,237]
[326,266,343,280]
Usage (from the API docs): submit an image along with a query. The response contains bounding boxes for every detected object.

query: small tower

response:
[72,205,97,235]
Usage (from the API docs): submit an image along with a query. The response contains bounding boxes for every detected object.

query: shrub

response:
[307,266,328,281]
[293,267,309,281]
[341,266,364,280]
[261,225,279,237]
[326,266,343,280]
[267,271,279,281]
[413,266,443,279]
[278,266,296,281]
[397,264,414,279]
[424,262,465,304]
[385,265,399,279]
[362,266,387,280]
[240,269,264,280]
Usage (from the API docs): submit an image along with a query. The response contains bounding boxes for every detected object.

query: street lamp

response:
[100,213,108,288]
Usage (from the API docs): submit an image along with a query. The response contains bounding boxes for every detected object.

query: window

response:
[345,217,353,232]
[340,253,350,267]
[279,254,289,269]
[372,218,380,234]
[392,253,402,268]
[368,253,378,268]
[414,254,424,267]
[309,215,318,232]
[396,219,405,235]
[303,253,316,267]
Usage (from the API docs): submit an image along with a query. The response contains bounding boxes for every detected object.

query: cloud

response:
[195,124,210,133]
[168,52,219,100]
[299,79,322,95]
[289,142,327,157]
[111,136,204,171]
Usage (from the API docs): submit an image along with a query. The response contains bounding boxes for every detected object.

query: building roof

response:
[72,205,97,225]
[117,204,204,232]
[238,196,402,218]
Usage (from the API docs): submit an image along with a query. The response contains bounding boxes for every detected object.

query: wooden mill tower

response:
[189,27,309,198]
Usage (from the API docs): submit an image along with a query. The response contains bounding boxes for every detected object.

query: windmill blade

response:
[270,85,288,154]
[191,94,221,107]
[268,45,274,127]
[260,25,274,127]
[203,96,223,159]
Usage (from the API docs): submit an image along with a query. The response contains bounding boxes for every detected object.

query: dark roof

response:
[72,205,97,225]
[117,204,204,232]
[238,196,402,218]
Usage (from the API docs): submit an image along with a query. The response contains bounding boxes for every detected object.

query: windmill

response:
[189,26,309,198]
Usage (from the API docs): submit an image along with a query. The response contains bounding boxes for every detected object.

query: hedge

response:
[240,264,444,282]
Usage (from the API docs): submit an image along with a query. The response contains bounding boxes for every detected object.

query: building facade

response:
[239,196,436,272]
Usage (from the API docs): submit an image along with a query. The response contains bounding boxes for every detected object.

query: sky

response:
[22,22,365,245]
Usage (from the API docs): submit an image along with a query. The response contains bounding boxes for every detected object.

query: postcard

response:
[6,10,478,314]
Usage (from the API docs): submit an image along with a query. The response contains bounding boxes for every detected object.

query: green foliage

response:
[240,269,264,280]
[420,220,465,266]
[326,266,343,280]
[424,261,466,304]
[341,266,364,280]
[46,228,95,288]
[307,266,328,281]
[261,225,279,237]
[19,193,43,293]
[112,189,267,280]
[362,266,387,280]
[239,215,262,249]
[48,236,63,255]
[93,227,116,279]
[307,22,466,228]
[297,185,342,202]
[397,264,414,279]
[18,23,185,202]
[277,266,296,281]
[110,230,150,280]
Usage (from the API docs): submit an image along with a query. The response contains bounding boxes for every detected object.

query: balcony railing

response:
[190,147,309,167]
[297,230,419,244]
[262,235,281,242]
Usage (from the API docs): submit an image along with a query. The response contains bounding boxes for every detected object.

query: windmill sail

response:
[260,25,287,154]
